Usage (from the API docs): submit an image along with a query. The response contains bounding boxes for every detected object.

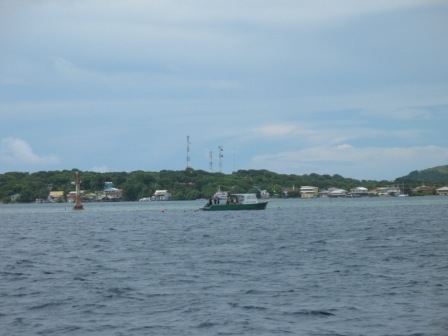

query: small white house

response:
[350,187,369,197]
[152,190,171,201]
[436,186,448,196]
[328,188,348,198]
[377,185,401,196]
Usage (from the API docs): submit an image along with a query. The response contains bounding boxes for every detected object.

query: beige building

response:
[300,186,319,198]
[436,186,448,196]
[48,191,64,202]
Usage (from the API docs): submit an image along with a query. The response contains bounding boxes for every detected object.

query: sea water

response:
[1,197,447,335]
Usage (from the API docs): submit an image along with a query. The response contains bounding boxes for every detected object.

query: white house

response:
[436,186,448,196]
[103,182,122,200]
[328,188,348,198]
[376,185,401,196]
[350,187,369,197]
[152,190,171,201]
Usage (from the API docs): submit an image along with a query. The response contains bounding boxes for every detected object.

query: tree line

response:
[1,166,447,203]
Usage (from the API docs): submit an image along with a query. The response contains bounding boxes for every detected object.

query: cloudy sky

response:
[1,0,447,180]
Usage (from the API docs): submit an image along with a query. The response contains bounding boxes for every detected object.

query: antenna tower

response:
[209,150,213,172]
[186,135,191,168]
[218,146,223,173]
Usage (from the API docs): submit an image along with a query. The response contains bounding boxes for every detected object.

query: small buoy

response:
[161,209,165,212]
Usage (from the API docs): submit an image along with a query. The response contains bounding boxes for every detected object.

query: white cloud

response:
[257,124,299,137]
[53,57,106,82]
[255,122,420,146]
[6,0,444,41]
[389,108,434,120]
[0,138,58,167]
[207,80,243,90]
[90,0,446,28]
[335,144,354,151]
[91,165,111,173]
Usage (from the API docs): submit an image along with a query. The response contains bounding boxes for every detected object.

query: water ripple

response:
[1,198,447,335]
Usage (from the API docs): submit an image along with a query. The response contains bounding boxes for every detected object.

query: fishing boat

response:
[201,191,268,211]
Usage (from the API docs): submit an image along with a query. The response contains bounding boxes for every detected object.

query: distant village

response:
[287,185,448,198]
[12,182,448,204]
[29,182,172,204]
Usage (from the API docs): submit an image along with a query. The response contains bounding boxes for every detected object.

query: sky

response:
[1,0,448,181]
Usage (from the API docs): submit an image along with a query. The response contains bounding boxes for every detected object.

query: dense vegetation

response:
[1,165,447,203]
[398,165,448,183]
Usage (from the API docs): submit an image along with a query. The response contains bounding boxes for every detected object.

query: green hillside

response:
[397,165,448,183]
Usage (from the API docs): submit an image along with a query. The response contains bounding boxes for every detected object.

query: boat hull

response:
[201,201,268,211]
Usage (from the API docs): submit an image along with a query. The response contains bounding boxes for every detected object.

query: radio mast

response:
[209,150,213,172]
[218,146,223,173]
[186,135,191,168]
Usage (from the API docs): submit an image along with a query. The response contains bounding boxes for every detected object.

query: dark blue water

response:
[1,197,447,335]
